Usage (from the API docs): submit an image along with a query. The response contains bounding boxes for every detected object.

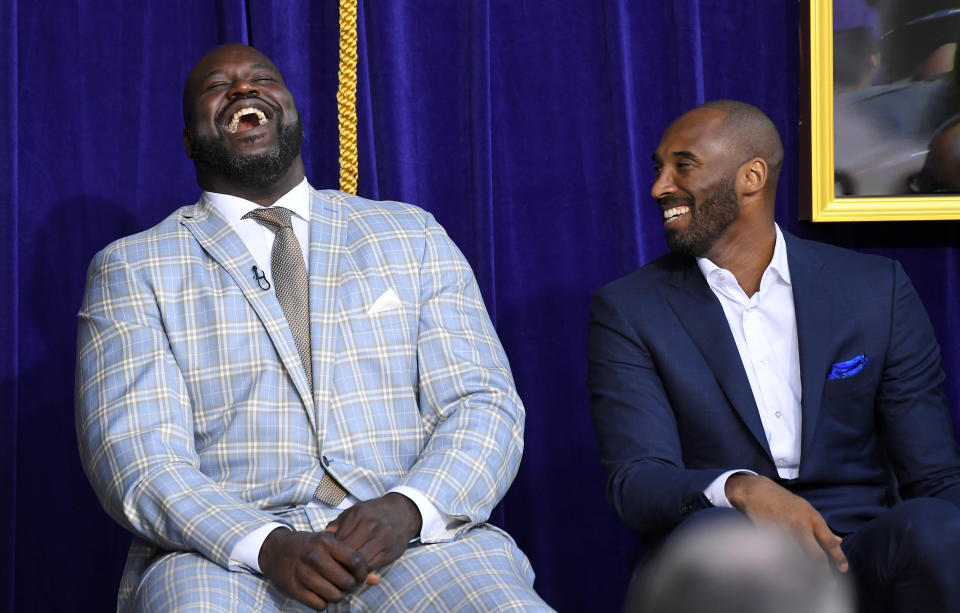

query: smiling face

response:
[651,108,742,258]
[182,44,304,197]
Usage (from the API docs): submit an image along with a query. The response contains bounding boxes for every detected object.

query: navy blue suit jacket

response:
[588,232,960,538]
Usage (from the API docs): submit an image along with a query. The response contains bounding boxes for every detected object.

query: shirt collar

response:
[696,223,791,286]
[204,178,311,227]
[768,224,791,286]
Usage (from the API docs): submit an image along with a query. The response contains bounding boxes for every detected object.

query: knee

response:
[133,552,261,613]
[892,498,960,573]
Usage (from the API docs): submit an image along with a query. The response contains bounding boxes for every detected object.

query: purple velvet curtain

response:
[3,1,958,610]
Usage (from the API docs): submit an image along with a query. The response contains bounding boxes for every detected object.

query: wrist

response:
[258,526,291,576]
[725,473,761,510]
[385,492,423,539]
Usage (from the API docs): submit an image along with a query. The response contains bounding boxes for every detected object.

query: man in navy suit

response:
[588,100,960,612]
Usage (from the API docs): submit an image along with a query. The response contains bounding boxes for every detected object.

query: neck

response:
[704,222,776,297]
[198,157,306,207]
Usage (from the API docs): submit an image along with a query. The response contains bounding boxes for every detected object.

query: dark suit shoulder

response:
[784,232,899,284]
[593,252,692,301]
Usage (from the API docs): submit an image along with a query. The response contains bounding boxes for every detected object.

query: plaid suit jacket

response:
[76,188,525,607]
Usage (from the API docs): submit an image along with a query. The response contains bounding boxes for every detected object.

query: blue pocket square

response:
[827,355,869,380]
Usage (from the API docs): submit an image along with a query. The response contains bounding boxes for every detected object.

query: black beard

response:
[187,116,303,191]
[663,177,739,258]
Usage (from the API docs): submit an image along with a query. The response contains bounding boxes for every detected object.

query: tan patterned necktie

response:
[242,206,312,387]
[242,206,346,506]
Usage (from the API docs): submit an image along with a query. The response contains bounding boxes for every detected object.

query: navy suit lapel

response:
[180,197,317,426]
[784,234,832,474]
[664,261,774,459]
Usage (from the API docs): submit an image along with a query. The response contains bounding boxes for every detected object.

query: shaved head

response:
[182,43,281,124]
[179,42,305,202]
[651,100,783,263]
[698,100,784,185]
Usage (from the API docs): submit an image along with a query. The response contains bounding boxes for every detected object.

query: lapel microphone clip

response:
[252,266,271,291]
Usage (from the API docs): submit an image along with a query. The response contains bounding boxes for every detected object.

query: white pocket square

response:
[367,288,402,315]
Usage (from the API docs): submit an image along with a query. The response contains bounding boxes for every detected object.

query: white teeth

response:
[663,206,690,220]
[227,107,269,133]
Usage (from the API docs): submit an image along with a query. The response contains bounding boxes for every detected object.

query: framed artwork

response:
[801,0,960,221]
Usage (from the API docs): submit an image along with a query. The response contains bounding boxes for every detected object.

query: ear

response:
[183,128,193,158]
[738,158,768,196]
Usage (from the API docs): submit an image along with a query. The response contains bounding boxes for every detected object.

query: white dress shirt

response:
[206,180,461,572]
[699,225,803,507]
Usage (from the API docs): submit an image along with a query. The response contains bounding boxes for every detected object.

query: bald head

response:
[182,43,283,125]
[179,42,304,203]
[651,100,783,265]
[697,99,784,185]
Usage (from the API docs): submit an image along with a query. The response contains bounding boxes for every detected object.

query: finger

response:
[325,536,372,585]
[813,523,848,572]
[365,571,381,586]
[365,551,396,572]
[301,538,364,592]
[339,518,381,553]
[357,534,386,559]
[295,569,345,606]
[799,532,832,571]
[357,535,404,570]
[286,579,330,610]
[330,508,362,542]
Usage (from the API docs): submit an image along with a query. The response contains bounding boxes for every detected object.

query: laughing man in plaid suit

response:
[76,43,551,612]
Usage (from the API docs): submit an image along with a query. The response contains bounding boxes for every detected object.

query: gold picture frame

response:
[801,0,960,221]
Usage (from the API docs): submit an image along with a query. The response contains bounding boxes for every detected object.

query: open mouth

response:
[663,205,690,224]
[226,107,270,134]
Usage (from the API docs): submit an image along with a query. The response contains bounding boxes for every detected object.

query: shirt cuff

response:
[229,522,289,573]
[390,485,466,542]
[704,469,758,508]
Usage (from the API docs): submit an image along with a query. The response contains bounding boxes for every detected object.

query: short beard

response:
[187,117,303,191]
[664,176,739,258]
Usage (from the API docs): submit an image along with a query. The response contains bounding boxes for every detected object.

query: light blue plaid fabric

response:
[76,188,544,611]
[131,523,547,612]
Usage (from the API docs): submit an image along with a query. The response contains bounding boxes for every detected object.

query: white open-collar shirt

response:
[698,224,803,507]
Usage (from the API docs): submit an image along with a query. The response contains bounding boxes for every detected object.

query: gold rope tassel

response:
[337,0,360,195]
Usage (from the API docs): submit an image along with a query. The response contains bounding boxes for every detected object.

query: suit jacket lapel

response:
[664,261,774,459]
[306,189,346,434]
[784,234,832,474]
[180,197,317,426]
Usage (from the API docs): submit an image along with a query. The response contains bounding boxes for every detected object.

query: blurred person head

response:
[835,28,880,91]
[834,0,880,91]
[878,1,960,82]
[910,114,960,192]
[625,520,854,613]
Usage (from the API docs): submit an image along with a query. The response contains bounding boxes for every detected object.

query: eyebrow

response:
[199,63,275,82]
[672,150,700,162]
[651,151,701,164]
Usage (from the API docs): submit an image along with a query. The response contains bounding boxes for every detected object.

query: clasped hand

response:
[260,492,423,610]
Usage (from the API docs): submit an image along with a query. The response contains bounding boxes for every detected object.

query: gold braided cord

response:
[337,0,360,194]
